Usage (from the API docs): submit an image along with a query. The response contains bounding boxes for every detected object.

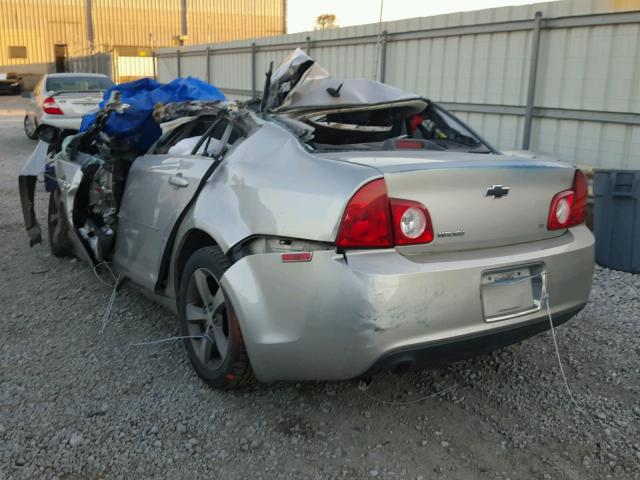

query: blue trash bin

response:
[593,169,640,273]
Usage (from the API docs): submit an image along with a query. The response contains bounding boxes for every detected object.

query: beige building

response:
[0,0,287,79]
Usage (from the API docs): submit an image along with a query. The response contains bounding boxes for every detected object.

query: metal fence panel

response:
[157,53,178,82]
[156,0,640,169]
[181,54,208,81]
[67,53,113,78]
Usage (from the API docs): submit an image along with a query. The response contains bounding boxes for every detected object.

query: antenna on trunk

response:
[326,82,343,98]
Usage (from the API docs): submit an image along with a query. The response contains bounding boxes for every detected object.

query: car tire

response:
[48,187,73,257]
[178,246,255,389]
[24,115,37,140]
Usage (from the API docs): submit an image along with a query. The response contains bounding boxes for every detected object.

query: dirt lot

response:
[1,96,639,480]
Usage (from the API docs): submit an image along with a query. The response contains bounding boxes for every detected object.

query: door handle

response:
[169,173,189,188]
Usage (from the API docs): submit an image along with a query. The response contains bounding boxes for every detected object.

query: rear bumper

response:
[39,114,82,131]
[362,304,584,376]
[220,226,594,382]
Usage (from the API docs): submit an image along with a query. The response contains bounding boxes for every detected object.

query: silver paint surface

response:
[220,226,594,381]
[114,154,215,291]
[94,111,595,381]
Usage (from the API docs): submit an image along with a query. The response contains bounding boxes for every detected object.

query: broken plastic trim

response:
[18,175,41,247]
[229,235,333,265]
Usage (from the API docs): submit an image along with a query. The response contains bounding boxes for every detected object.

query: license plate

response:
[79,103,98,112]
[481,264,544,322]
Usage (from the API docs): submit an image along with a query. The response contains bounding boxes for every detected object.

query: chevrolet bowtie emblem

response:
[485,185,510,198]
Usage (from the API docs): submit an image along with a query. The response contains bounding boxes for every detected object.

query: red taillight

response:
[547,170,588,230]
[395,139,423,149]
[281,252,313,262]
[547,191,575,230]
[43,96,63,115]
[390,199,434,245]
[570,169,588,226]
[335,179,434,248]
[335,179,393,248]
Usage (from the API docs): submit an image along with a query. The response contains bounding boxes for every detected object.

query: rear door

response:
[113,115,233,291]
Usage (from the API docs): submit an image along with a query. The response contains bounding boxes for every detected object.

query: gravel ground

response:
[1,97,639,480]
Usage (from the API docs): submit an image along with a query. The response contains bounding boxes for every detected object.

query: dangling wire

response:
[359,277,580,410]
[544,294,580,408]
[358,379,462,406]
[92,261,117,286]
[129,332,212,347]
[99,273,121,335]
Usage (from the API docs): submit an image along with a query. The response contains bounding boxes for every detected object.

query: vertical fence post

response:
[206,46,211,83]
[110,49,117,83]
[379,30,388,83]
[177,49,181,77]
[152,50,157,79]
[180,0,188,42]
[523,11,543,150]
[251,42,257,98]
[306,35,312,55]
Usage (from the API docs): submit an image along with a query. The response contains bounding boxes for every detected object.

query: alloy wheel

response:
[184,268,230,370]
[24,116,36,137]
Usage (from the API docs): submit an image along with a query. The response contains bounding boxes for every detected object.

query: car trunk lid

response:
[51,92,103,116]
[320,150,576,253]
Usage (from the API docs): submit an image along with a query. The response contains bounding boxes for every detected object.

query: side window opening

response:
[154,116,218,155]
[196,118,229,156]
[193,118,244,158]
[153,114,245,158]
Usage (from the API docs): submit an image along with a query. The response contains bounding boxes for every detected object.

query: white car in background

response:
[23,73,113,139]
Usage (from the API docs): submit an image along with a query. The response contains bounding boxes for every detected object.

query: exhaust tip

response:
[391,357,415,374]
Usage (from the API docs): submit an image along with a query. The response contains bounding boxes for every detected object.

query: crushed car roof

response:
[276,76,426,117]
[265,48,426,117]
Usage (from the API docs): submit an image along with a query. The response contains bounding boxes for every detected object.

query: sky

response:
[287,0,558,32]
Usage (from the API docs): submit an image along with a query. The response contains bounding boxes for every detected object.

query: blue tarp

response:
[80,77,226,151]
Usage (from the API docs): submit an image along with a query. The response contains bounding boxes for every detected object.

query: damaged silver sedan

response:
[19,51,594,389]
